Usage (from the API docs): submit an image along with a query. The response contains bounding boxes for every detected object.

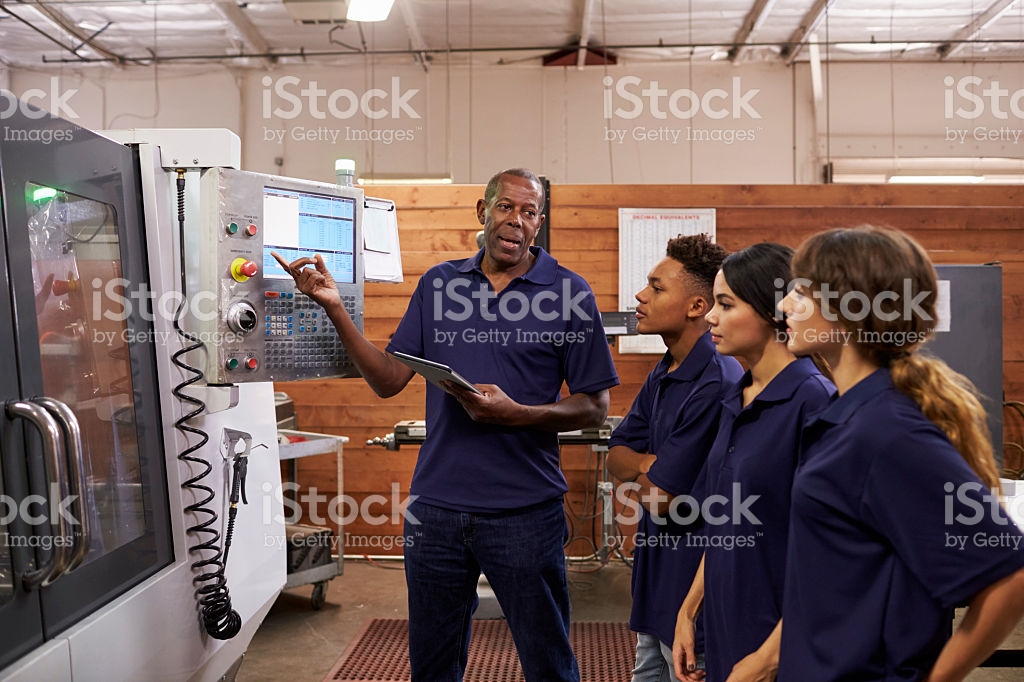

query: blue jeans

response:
[632,633,705,682]
[632,633,681,682]
[403,498,579,682]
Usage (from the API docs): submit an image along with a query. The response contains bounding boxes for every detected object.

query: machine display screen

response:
[262,186,356,283]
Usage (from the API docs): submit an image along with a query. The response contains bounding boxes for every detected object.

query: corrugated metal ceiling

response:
[0,0,1021,68]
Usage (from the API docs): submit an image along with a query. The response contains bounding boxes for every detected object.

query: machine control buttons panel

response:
[198,167,364,384]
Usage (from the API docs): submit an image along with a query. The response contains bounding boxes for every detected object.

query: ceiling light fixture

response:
[346,0,396,22]
[887,175,985,184]
[357,175,452,186]
[833,42,932,53]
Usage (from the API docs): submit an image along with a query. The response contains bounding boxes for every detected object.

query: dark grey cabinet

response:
[0,102,172,670]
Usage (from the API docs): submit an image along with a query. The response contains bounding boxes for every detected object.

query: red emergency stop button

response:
[245,224,258,236]
[230,257,258,282]
[245,357,259,370]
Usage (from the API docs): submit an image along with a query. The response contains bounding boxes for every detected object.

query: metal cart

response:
[277,429,348,610]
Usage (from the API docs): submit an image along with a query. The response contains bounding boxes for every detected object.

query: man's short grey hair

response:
[483,168,546,213]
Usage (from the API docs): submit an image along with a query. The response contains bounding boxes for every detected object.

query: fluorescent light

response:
[346,0,395,22]
[834,42,932,53]
[832,174,889,184]
[358,176,452,186]
[888,175,985,184]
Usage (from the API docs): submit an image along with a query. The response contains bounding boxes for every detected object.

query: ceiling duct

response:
[281,0,349,25]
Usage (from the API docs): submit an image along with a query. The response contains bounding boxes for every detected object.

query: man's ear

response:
[688,295,710,319]
[476,198,487,225]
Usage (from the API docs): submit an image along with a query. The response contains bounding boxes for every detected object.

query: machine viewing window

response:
[262,187,356,283]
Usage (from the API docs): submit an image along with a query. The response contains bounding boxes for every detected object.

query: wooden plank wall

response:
[276,184,1024,556]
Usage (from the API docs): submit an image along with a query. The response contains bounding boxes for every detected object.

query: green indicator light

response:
[226,358,239,370]
[32,187,58,203]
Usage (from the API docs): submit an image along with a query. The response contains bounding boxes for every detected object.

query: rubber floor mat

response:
[324,618,636,681]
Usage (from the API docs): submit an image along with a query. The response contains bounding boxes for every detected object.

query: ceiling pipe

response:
[37,37,1024,65]
[1,4,92,59]
[19,0,126,64]
[1,4,135,68]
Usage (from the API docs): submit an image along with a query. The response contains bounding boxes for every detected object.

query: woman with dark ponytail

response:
[671,244,834,682]
[778,226,1024,681]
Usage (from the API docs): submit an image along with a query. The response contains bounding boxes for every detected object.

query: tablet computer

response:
[390,351,483,395]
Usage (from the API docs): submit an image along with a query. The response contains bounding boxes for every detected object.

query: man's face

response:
[476,174,545,269]
[634,257,700,336]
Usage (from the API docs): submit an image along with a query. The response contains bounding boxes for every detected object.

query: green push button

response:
[226,222,239,235]
[226,358,239,370]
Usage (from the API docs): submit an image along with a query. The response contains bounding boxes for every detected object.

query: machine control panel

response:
[196,167,364,384]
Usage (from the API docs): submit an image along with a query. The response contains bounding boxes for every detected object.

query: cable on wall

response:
[889,1,898,167]
[444,0,453,184]
[105,0,160,128]
[602,0,614,184]
[688,0,694,183]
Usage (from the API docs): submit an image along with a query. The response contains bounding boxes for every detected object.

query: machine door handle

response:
[4,400,72,589]
[35,397,91,573]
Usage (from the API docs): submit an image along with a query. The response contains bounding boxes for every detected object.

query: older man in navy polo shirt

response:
[274,168,618,682]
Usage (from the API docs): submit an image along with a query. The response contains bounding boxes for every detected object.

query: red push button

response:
[245,357,258,370]
[231,257,258,281]
[245,224,258,236]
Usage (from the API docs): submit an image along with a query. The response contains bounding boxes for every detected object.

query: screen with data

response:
[262,186,356,283]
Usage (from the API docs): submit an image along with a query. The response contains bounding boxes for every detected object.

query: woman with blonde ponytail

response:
[776,226,1024,681]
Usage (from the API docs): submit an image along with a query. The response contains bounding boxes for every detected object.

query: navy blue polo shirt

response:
[609,332,743,648]
[386,246,619,513]
[696,357,834,682]
[779,369,1024,681]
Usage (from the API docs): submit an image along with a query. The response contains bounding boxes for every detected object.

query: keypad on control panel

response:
[264,292,357,372]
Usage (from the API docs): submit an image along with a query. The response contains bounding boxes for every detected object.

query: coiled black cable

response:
[170,169,241,640]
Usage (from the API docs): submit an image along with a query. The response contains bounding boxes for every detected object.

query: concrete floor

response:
[237,558,1024,682]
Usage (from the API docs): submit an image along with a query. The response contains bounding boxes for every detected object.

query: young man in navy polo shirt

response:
[607,234,742,682]
[274,168,618,682]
